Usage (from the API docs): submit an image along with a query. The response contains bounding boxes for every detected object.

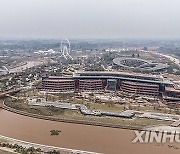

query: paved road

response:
[152,51,180,67]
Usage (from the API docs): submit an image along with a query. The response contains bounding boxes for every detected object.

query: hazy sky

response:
[0,0,180,39]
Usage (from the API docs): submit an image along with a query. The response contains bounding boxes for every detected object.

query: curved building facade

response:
[40,71,180,101]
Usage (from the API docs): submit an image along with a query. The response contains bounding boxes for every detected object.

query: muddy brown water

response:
[0,109,179,154]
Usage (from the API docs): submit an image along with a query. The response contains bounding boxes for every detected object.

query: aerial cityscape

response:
[0,0,180,154]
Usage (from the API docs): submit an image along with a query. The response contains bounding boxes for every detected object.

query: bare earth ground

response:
[5,100,172,129]
[0,149,14,154]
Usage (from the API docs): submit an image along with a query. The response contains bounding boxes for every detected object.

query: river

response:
[0,109,179,154]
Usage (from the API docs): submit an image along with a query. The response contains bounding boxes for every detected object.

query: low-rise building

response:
[40,71,180,102]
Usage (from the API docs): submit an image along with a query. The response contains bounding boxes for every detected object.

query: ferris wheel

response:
[60,39,73,60]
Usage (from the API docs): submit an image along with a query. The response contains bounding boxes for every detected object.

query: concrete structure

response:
[78,80,104,91]
[27,98,135,118]
[60,39,73,60]
[121,81,159,97]
[41,76,75,92]
[163,86,180,102]
[113,57,169,72]
[40,71,180,101]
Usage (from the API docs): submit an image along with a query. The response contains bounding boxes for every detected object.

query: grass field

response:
[5,99,172,129]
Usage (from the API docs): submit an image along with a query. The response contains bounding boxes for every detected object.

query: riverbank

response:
[0,108,179,154]
[0,135,96,154]
[2,101,143,130]
[4,98,173,131]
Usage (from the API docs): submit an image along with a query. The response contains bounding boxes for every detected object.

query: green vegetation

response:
[0,142,42,154]
[85,64,105,71]
[50,130,61,136]
[5,98,65,116]
[115,50,157,61]
[4,88,177,129]
[159,47,180,57]
[47,150,61,154]
[4,98,172,129]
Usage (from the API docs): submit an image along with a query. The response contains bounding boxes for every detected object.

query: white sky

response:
[0,0,180,39]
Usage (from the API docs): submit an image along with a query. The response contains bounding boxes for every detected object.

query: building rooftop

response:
[74,71,173,85]
[42,71,174,85]
[43,79,74,82]
[113,57,169,72]
[74,71,162,80]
